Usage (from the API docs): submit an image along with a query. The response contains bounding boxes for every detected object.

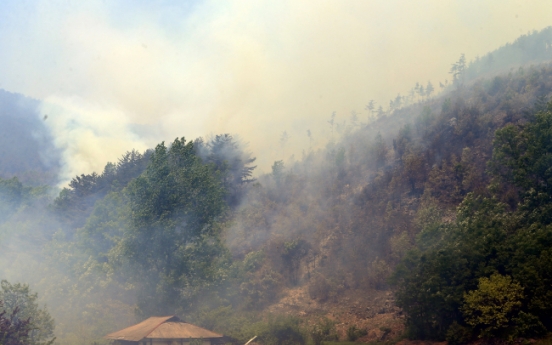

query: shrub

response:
[512,311,547,339]
[256,315,306,345]
[346,325,367,341]
[309,317,337,345]
[445,322,472,345]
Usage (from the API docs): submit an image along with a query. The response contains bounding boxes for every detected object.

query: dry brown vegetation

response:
[216,61,552,342]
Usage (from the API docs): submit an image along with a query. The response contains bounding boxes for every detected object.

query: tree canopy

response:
[393,101,552,342]
[0,281,55,345]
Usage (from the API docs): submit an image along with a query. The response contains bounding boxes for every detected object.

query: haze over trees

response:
[0,90,60,185]
[1,26,552,345]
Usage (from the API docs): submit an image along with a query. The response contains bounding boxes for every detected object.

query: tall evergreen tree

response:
[121,138,227,316]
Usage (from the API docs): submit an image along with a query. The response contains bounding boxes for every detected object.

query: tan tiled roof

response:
[105,316,177,341]
[146,322,223,339]
[105,316,223,341]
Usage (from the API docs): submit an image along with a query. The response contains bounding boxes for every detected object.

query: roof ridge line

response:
[144,315,177,338]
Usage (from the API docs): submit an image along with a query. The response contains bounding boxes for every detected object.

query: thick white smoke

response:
[0,0,549,179]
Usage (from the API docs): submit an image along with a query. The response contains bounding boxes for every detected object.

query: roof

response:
[105,316,224,342]
[106,316,177,341]
[147,322,223,339]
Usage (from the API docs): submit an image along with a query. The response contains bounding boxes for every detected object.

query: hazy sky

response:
[0,0,551,180]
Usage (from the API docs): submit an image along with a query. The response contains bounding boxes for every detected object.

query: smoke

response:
[0,90,61,183]
[0,0,550,180]
[40,96,150,183]
[0,2,550,340]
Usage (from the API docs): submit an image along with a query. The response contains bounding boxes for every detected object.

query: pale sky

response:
[0,0,551,180]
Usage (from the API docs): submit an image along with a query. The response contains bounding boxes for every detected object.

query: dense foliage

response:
[118,138,228,316]
[0,282,54,345]
[0,303,32,345]
[393,102,552,341]
[0,281,55,345]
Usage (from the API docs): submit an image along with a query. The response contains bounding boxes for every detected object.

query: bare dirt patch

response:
[266,286,404,342]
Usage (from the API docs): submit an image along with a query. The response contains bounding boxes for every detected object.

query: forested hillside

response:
[1,28,552,345]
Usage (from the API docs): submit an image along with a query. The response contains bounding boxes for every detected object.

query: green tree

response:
[417,85,425,101]
[54,149,151,230]
[120,138,227,316]
[0,177,28,222]
[0,281,55,345]
[393,100,552,340]
[394,94,403,109]
[491,103,552,222]
[377,105,385,118]
[78,191,129,260]
[426,81,434,98]
[450,54,466,87]
[392,195,509,340]
[365,100,376,121]
[0,301,33,345]
[462,274,523,338]
[271,160,285,185]
[195,134,256,208]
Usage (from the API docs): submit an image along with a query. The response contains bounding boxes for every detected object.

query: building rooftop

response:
[105,316,224,342]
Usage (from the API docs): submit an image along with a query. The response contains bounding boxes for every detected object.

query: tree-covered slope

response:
[394,101,552,342]
[3,29,552,345]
